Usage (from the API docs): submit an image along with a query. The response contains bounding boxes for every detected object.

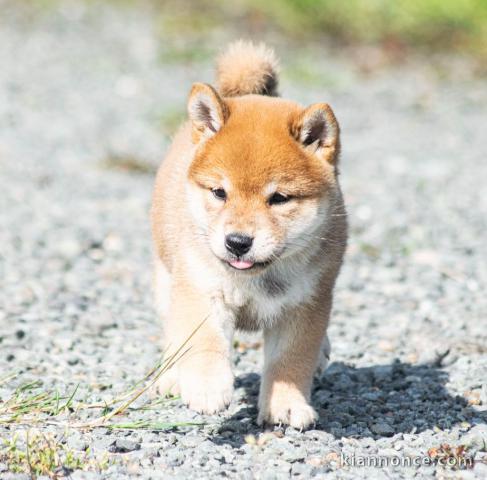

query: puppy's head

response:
[186,83,341,272]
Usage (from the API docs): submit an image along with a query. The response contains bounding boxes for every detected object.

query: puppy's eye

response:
[268,192,291,205]
[212,188,227,201]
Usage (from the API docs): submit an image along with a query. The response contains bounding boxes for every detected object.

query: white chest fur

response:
[180,247,322,327]
[220,258,322,327]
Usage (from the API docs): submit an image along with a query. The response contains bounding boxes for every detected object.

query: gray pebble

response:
[371,422,396,437]
[110,438,141,453]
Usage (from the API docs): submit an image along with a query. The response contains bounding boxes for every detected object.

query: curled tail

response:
[216,40,279,97]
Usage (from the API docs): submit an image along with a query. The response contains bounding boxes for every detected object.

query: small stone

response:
[257,432,279,446]
[70,472,99,479]
[15,329,25,340]
[110,438,141,453]
[179,434,205,448]
[282,447,306,463]
[57,238,82,259]
[244,434,257,445]
[306,456,325,467]
[166,449,185,467]
[219,420,247,433]
[463,424,487,449]
[66,434,88,452]
[474,461,487,476]
[464,390,481,405]
[377,340,395,352]
[320,452,340,469]
[291,462,314,476]
[103,233,123,252]
[371,422,395,437]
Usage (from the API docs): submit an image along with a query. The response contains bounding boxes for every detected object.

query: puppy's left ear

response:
[188,83,229,142]
[292,103,340,165]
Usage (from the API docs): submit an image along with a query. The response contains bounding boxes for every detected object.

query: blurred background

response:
[2,0,485,166]
[137,0,487,69]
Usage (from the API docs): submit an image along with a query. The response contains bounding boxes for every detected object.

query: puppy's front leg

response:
[156,280,235,414]
[258,301,330,429]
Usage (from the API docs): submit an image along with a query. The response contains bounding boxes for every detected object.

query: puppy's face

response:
[186,84,340,272]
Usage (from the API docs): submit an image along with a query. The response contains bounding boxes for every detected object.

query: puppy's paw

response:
[179,358,234,414]
[149,368,180,399]
[258,392,318,429]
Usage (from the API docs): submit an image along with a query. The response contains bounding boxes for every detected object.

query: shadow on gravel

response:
[210,361,486,448]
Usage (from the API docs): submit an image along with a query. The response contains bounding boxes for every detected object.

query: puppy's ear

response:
[188,83,228,142]
[292,103,340,164]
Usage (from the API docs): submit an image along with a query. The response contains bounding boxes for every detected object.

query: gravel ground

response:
[0,2,486,479]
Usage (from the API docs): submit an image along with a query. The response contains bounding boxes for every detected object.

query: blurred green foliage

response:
[241,0,487,56]
[23,0,487,59]
[155,0,487,61]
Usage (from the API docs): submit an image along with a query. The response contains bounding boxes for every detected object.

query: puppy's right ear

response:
[291,103,340,165]
[188,83,228,142]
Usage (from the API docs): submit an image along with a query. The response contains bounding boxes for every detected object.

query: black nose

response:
[225,233,253,256]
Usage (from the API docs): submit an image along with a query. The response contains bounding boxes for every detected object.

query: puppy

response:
[151,41,347,428]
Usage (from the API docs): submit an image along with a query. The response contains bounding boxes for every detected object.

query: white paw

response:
[149,367,180,399]
[179,361,234,414]
[258,398,318,429]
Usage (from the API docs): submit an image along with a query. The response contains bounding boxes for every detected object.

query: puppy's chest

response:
[221,268,320,327]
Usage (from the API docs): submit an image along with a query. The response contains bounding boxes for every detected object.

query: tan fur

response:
[216,40,279,97]
[150,41,347,428]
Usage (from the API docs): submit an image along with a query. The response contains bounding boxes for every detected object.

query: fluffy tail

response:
[216,40,279,97]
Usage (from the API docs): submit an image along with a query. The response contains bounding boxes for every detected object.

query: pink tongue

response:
[229,259,254,270]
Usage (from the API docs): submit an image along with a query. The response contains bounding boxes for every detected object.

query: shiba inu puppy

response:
[151,41,347,428]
